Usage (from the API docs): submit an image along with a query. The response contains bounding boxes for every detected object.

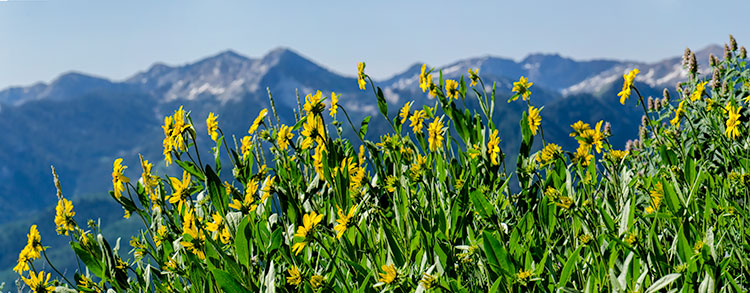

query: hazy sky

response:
[0,0,747,88]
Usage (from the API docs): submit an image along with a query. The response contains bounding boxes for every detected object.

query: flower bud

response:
[709,54,718,67]
[654,98,661,111]
[661,97,669,108]
[639,126,647,141]
[625,140,633,152]
[682,47,692,68]
[641,115,648,127]
[724,44,732,60]
[647,97,654,111]
[663,89,670,102]
[604,122,612,136]
[729,34,738,51]
[711,69,721,89]
[688,52,698,75]
[721,80,729,95]
[741,46,747,59]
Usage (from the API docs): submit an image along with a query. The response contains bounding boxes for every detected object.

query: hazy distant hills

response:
[0,45,722,227]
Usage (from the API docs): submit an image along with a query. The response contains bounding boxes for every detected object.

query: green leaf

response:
[205,165,226,217]
[383,226,405,267]
[645,273,681,293]
[469,190,494,219]
[359,116,371,138]
[235,215,252,268]
[211,268,249,292]
[71,242,104,279]
[482,231,514,276]
[557,246,582,288]
[376,86,388,119]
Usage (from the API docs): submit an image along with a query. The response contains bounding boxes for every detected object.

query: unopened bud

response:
[711,69,721,89]
[709,54,718,67]
[654,98,661,111]
[661,97,669,108]
[741,46,747,59]
[688,52,698,75]
[663,89,670,102]
[641,115,648,127]
[729,34,738,51]
[625,140,633,152]
[721,81,729,95]
[639,126,647,141]
[724,44,732,60]
[647,97,654,111]
[682,47,692,68]
[604,122,612,136]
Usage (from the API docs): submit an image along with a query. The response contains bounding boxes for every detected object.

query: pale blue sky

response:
[0,0,747,88]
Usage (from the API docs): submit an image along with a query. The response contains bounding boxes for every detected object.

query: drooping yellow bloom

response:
[646,182,664,214]
[229,179,258,214]
[261,175,275,203]
[312,144,325,178]
[301,113,326,149]
[111,158,130,200]
[13,247,31,274]
[292,211,324,255]
[206,112,219,142]
[162,106,191,166]
[287,266,302,286]
[167,171,191,209]
[725,104,742,139]
[409,109,427,134]
[303,91,324,116]
[468,68,479,87]
[357,62,367,90]
[240,135,253,161]
[329,92,339,117]
[487,129,501,166]
[445,79,459,100]
[276,124,294,150]
[399,101,414,124]
[54,198,76,235]
[511,76,533,101]
[536,143,561,166]
[428,118,445,151]
[421,273,437,289]
[690,81,708,102]
[671,100,686,128]
[333,205,357,239]
[154,225,168,247]
[22,271,55,293]
[618,68,640,104]
[378,264,398,284]
[527,106,541,136]
[249,109,268,136]
[205,213,223,236]
[180,222,205,260]
[25,225,43,260]
[570,121,591,137]
[419,64,432,93]
[139,154,159,209]
[77,274,98,292]
[310,275,325,289]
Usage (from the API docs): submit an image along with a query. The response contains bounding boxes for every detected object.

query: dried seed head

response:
[51,165,63,200]
[688,52,698,75]
[724,44,732,60]
[709,54,718,67]
[741,46,747,59]
[729,34,738,51]
[663,89,670,102]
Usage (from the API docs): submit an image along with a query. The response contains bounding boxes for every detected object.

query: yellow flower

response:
[111,158,130,200]
[22,271,55,293]
[399,101,414,124]
[310,275,325,289]
[409,109,427,134]
[229,179,258,214]
[579,120,605,153]
[385,176,397,192]
[428,117,445,151]
[167,170,191,208]
[536,143,561,166]
[511,76,533,101]
[287,266,303,286]
[527,106,541,136]
[609,150,628,161]
[357,62,367,90]
[205,213,223,236]
[54,198,76,235]
[445,79,459,100]
[618,68,640,104]
[572,144,593,167]
[419,64,432,93]
[154,225,168,247]
[13,247,31,275]
[249,108,268,136]
[671,100,686,128]
[206,112,219,142]
[26,225,43,259]
[468,68,479,87]
[330,92,339,117]
[378,264,398,284]
[261,175,275,203]
[725,104,742,139]
[312,144,325,178]
[410,154,428,180]
[276,124,294,150]
[487,129,501,166]
[420,273,437,289]
[333,205,357,239]
[691,81,708,101]
[646,182,664,214]
[292,211,324,255]
[301,113,326,148]
[77,275,98,292]
[180,225,206,260]
[557,196,574,209]
[517,269,533,281]
[569,121,590,137]
[240,135,253,161]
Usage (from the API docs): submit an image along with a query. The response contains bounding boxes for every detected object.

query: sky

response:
[0,0,748,89]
